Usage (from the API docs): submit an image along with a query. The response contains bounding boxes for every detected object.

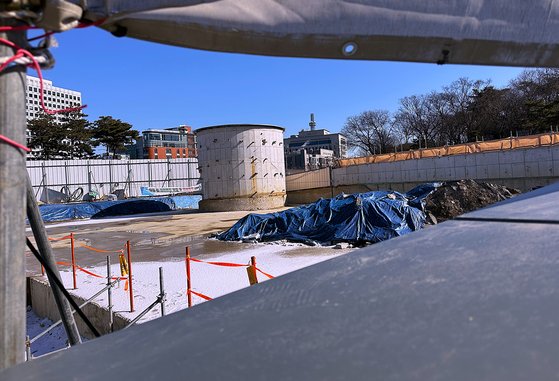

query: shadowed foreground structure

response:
[3,182,559,380]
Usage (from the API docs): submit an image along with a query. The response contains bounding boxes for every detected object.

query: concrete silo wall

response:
[196,124,286,211]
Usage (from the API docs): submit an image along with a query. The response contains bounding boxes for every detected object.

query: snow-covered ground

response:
[50,243,352,323]
[26,307,69,358]
[27,241,353,359]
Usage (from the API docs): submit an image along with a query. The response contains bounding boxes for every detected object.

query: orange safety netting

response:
[337,131,559,167]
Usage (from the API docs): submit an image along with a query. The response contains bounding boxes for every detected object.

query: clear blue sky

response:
[38,27,526,137]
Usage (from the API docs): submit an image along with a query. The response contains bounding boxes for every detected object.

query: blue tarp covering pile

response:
[39,195,202,223]
[217,184,441,245]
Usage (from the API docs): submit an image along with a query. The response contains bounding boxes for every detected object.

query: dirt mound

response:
[425,180,520,222]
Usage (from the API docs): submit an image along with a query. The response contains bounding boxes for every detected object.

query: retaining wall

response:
[286,146,559,204]
[28,276,130,339]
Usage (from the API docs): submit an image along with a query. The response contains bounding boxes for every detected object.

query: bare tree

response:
[394,78,487,146]
[440,78,488,144]
[342,110,396,155]
[393,95,438,147]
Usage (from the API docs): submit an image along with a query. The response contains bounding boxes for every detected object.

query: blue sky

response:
[38,27,526,137]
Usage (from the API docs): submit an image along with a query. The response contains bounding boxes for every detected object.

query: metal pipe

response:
[71,233,77,289]
[0,23,27,369]
[25,336,31,362]
[26,175,82,346]
[186,247,192,308]
[127,240,134,312]
[30,278,118,344]
[159,267,166,316]
[107,256,113,332]
[41,162,49,203]
[124,298,161,328]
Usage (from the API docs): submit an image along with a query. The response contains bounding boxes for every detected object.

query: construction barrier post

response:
[106,256,113,332]
[247,256,258,286]
[40,264,44,276]
[159,266,166,316]
[70,233,77,289]
[186,247,192,308]
[127,240,134,312]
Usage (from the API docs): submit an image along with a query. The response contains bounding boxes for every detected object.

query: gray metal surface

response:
[459,180,559,222]
[87,0,559,67]
[3,182,559,379]
[0,25,27,369]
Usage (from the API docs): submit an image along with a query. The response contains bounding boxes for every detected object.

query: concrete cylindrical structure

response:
[196,124,286,212]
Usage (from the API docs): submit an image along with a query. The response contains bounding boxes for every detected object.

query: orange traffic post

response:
[70,233,77,289]
[186,247,192,308]
[40,264,44,276]
[126,240,134,312]
[247,256,258,286]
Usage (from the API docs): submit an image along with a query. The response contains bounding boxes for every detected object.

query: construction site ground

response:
[26,207,345,273]
[26,208,355,327]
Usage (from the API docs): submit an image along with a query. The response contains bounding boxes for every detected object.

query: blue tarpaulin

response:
[216,184,440,245]
[39,195,202,223]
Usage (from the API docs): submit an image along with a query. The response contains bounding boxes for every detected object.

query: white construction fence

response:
[27,158,200,202]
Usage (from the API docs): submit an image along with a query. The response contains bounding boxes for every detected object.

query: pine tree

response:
[92,116,139,158]
[27,113,66,159]
[59,111,96,159]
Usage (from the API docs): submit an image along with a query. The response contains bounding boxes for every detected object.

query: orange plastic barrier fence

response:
[47,235,72,242]
[43,234,133,309]
[255,267,274,279]
[187,289,213,301]
[337,131,559,167]
[189,258,247,267]
[79,244,123,254]
[185,250,275,308]
[56,261,127,281]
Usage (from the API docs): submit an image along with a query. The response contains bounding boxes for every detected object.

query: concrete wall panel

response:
[288,145,559,195]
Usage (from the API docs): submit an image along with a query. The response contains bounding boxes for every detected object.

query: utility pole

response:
[0,22,27,369]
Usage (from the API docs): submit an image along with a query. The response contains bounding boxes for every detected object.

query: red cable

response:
[0,24,93,115]
[0,19,104,33]
[0,133,31,152]
[0,25,39,32]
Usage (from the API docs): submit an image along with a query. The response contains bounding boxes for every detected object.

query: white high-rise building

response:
[25,75,83,154]
[25,75,82,122]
